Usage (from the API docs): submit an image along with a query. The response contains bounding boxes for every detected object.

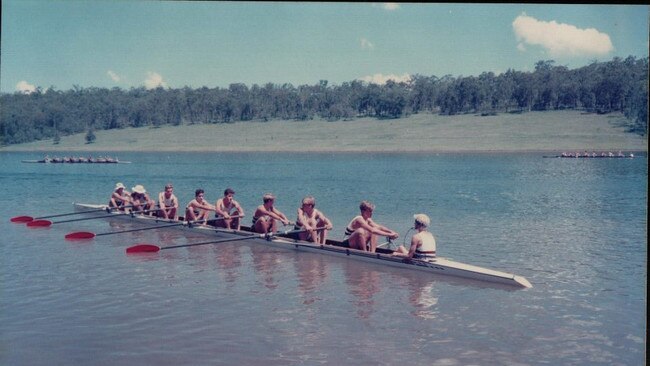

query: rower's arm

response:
[214,200,227,217]
[269,208,289,223]
[234,201,245,216]
[365,219,395,237]
[407,236,420,258]
[318,211,333,229]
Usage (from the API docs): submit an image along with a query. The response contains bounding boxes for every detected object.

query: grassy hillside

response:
[1,110,646,153]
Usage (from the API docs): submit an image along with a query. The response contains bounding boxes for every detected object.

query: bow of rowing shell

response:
[72,203,532,289]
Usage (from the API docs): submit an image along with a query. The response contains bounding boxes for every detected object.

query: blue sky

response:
[1,1,648,93]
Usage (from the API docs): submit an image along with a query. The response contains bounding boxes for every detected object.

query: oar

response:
[65,214,245,239]
[126,228,308,253]
[26,208,155,227]
[377,238,394,249]
[64,220,200,240]
[10,205,133,223]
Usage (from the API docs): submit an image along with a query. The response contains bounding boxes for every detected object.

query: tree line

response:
[1,55,647,145]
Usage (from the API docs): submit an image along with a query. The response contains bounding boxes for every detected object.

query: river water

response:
[0,151,646,365]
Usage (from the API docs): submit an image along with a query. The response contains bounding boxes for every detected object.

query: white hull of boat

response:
[73,203,532,289]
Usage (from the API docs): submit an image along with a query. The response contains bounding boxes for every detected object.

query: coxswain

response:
[392,214,437,261]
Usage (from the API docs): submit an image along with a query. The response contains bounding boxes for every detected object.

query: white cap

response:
[413,214,430,227]
[115,182,125,190]
[131,184,146,194]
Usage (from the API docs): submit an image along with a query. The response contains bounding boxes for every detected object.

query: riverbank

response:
[1,110,646,153]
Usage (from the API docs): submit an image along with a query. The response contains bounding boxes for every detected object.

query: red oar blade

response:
[10,216,34,223]
[126,244,161,253]
[65,232,96,240]
[26,219,52,227]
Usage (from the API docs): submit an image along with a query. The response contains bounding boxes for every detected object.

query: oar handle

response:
[266,227,315,239]
[213,214,245,220]
[128,207,163,217]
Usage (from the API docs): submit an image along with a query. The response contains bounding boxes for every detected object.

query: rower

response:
[185,189,214,223]
[109,182,131,210]
[341,200,399,253]
[392,214,436,261]
[294,196,332,244]
[213,188,244,230]
[131,184,155,215]
[158,183,179,221]
[252,193,290,234]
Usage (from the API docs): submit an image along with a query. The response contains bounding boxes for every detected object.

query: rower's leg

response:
[300,229,317,242]
[348,229,369,251]
[369,234,378,253]
[199,210,210,223]
[158,208,168,220]
[317,221,327,244]
[217,218,230,228]
[254,218,269,233]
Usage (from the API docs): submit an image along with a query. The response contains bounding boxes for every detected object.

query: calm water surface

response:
[0,151,646,365]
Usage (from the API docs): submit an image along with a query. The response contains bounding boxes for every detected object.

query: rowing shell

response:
[73,203,532,289]
[22,160,132,164]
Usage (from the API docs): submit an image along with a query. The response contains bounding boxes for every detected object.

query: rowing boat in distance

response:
[22,158,131,164]
[72,203,532,289]
[543,152,636,159]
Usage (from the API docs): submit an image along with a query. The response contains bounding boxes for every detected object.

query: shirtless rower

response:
[185,189,215,223]
[252,193,290,234]
[392,214,437,261]
[213,188,244,230]
[295,196,332,244]
[158,183,179,221]
[342,200,399,253]
[109,182,131,210]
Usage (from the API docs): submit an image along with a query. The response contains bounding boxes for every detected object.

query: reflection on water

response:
[292,254,330,305]
[214,243,243,284]
[250,244,285,290]
[341,262,382,319]
[394,275,439,320]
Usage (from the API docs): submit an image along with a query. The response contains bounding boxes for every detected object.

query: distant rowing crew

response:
[39,155,123,163]
[559,151,634,158]
[108,182,437,261]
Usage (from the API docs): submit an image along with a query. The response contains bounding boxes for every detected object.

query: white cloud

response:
[359,73,411,85]
[512,13,613,57]
[382,3,400,10]
[144,71,167,89]
[107,70,121,82]
[16,80,36,94]
[360,37,375,50]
